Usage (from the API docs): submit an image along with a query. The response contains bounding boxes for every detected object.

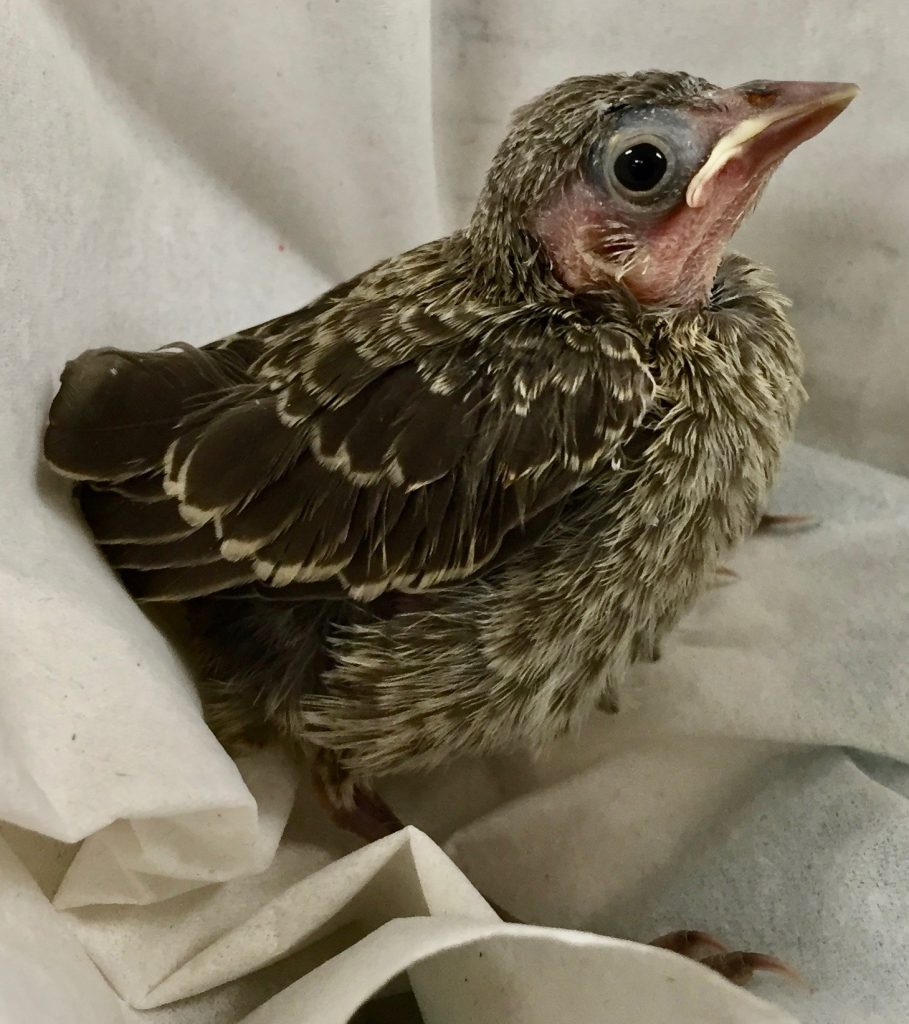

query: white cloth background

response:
[1,1,907,1022]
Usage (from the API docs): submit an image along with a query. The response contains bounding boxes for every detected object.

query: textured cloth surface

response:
[1,2,907,1022]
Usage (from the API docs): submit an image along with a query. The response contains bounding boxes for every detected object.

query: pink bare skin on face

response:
[533,81,858,308]
[533,174,751,307]
[625,171,766,306]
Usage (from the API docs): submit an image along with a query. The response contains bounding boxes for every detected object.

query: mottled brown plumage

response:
[44,73,855,954]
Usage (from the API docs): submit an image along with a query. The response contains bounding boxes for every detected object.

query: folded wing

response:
[45,273,653,602]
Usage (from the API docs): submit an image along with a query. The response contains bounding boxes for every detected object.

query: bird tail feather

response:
[43,334,265,600]
[44,335,260,483]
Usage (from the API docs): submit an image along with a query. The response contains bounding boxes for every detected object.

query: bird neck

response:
[465,181,564,303]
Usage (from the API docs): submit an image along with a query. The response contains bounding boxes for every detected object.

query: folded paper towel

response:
[2,444,906,1023]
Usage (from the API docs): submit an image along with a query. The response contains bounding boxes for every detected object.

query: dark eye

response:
[612,143,668,193]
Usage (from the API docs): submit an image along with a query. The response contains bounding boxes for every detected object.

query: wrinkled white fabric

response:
[1,1,907,1022]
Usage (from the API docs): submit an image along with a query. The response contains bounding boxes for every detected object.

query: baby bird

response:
[45,70,855,981]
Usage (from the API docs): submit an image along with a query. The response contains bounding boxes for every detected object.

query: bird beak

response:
[687,80,859,208]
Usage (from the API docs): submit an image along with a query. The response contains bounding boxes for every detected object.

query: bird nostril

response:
[744,89,778,108]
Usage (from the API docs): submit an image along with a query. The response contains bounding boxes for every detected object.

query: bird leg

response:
[311,753,798,986]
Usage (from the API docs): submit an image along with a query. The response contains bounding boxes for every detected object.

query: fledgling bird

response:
[45,70,855,982]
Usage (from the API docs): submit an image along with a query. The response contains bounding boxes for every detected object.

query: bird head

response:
[469,71,857,307]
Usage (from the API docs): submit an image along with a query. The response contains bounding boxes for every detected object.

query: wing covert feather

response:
[47,247,654,602]
[154,292,654,600]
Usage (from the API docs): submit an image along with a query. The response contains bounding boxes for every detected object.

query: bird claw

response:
[699,950,804,987]
[714,564,740,581]
[713,512,819,589]
[650,930,803,988]
[757,512,819,531]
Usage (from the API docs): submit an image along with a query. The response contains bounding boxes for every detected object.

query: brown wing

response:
[46,284,653,602]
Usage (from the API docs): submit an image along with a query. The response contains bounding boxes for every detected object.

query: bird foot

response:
[310,766,802,989]
[311,754,404,843]
[712,511,819,587]
[311,779,803,989]
[649,929,802,987]
[344,784,406,842]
